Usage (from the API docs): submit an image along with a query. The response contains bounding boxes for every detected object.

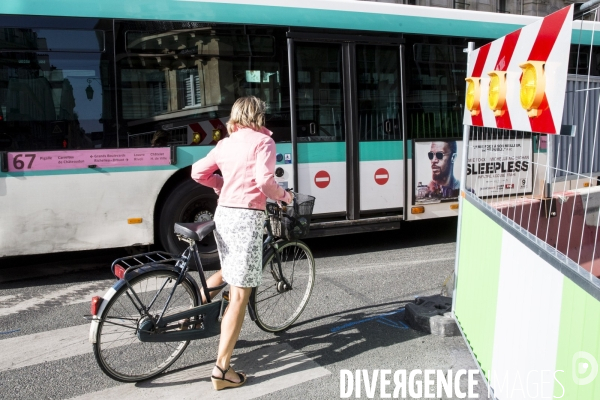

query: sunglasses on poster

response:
[428,152,457,161]
[428,151,447,160]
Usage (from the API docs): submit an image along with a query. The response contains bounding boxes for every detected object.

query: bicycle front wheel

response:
[252,240,315,332]
[93,270,197,382]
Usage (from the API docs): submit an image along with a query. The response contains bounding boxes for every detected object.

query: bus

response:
[1,0,598,266]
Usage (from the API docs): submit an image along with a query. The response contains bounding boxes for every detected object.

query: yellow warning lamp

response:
[192,132,201,144]
[487,71,507,116]
[519,61,546,117]
[464,77,481,116]
[212,128,221,142]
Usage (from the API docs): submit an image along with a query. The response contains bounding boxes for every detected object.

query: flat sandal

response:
[211,365,246,390]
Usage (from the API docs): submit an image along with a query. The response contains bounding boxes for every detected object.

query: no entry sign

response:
[374,168,389,185]
[314,170,330,188]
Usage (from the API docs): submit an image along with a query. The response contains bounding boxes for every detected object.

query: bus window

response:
[404,36,470,140]
[0,28,114,151]
[356,45,401,141]
[116,23,291,146]
[568,44,600,76]
[295,43,345,142]
[0,27,105,52]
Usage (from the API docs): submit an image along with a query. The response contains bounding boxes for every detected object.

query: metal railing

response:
[465,5,600,283]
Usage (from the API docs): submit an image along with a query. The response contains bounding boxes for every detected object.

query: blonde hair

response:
[226,96,266,133]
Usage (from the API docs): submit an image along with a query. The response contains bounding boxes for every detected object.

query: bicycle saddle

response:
[174,221,215,241]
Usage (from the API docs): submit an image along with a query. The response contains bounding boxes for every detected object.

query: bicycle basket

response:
[267,193,315,240]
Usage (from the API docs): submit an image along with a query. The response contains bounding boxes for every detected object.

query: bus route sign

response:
[6,148,171,172]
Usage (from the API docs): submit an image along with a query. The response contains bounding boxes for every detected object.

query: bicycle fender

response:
[262,247,276,265]
[88,264,201,343]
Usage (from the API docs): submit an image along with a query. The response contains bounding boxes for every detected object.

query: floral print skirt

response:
[213,206,265,288]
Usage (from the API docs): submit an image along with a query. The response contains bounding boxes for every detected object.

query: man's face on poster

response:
[429,142,454,181]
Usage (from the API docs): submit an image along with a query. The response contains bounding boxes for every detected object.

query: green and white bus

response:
[0,0,596,265]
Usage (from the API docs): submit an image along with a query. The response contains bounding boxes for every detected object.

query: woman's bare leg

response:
[212,285,252,382]
[201,270,224,303]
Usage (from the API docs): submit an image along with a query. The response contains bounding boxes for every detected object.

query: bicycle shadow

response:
[135,300,424,390]
[238,301,426,368]
[133,343,324,389]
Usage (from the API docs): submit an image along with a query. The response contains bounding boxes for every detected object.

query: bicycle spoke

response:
[94,270,196,381]
[253,241,314,332]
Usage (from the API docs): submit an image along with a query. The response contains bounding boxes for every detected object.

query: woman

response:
[191,96,293,390]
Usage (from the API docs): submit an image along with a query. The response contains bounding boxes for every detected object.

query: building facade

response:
[366,0,575,17]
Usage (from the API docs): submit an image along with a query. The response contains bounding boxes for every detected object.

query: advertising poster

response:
[414,138,534,203]
[466,138,533,197]
[414,140,463,204]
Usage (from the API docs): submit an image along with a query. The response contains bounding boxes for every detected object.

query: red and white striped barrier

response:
[463,5,573,135]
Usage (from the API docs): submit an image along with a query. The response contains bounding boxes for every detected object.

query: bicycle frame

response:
[89,209,290,344]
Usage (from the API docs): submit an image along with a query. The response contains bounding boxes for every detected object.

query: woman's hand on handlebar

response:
[285,190,295,204]
[278,189,294,207]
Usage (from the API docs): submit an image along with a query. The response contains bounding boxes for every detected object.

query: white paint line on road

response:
[0,281,110,317]
[0,256,453,319]
[0,323,91,372]
[318,257,454,275]
[68,342,331,400]
[0,295,16,303]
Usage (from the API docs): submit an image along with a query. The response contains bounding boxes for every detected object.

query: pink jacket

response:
[191,127,292,210]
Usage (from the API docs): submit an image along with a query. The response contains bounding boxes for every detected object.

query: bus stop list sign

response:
[463,5,573,135]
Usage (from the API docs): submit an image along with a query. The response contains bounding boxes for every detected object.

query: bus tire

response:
[158,178,220,269]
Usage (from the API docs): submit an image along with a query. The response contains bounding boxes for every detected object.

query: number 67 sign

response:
[10,153,37,170]
[1,148,172,172]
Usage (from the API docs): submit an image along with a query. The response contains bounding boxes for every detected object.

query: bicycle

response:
[86,192,316,382]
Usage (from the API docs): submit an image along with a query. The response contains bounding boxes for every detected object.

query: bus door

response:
[288,34,404,219]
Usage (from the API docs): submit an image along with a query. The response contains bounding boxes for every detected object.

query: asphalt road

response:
[0,218,492,399]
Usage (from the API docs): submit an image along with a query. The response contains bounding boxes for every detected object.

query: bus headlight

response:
[487,71,507,116]
[519,61,546,117]
[465,77,481,116]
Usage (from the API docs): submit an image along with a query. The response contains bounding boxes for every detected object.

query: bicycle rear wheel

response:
[251,240,315,332]
[93,270,197,382]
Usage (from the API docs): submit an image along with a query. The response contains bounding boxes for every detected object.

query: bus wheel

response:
[158,179,220,269]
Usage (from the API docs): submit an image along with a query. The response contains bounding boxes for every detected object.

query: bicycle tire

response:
[251,240,315,332]
[93,270,197,382]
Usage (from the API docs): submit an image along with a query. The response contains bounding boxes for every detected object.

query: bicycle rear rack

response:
[111,251,183,279]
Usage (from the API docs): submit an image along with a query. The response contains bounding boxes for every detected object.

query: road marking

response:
[330,308,408,333]
[0,281,110,317]
[318,257,454,276]
[67,342,330,400]
[0,324,91,372]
